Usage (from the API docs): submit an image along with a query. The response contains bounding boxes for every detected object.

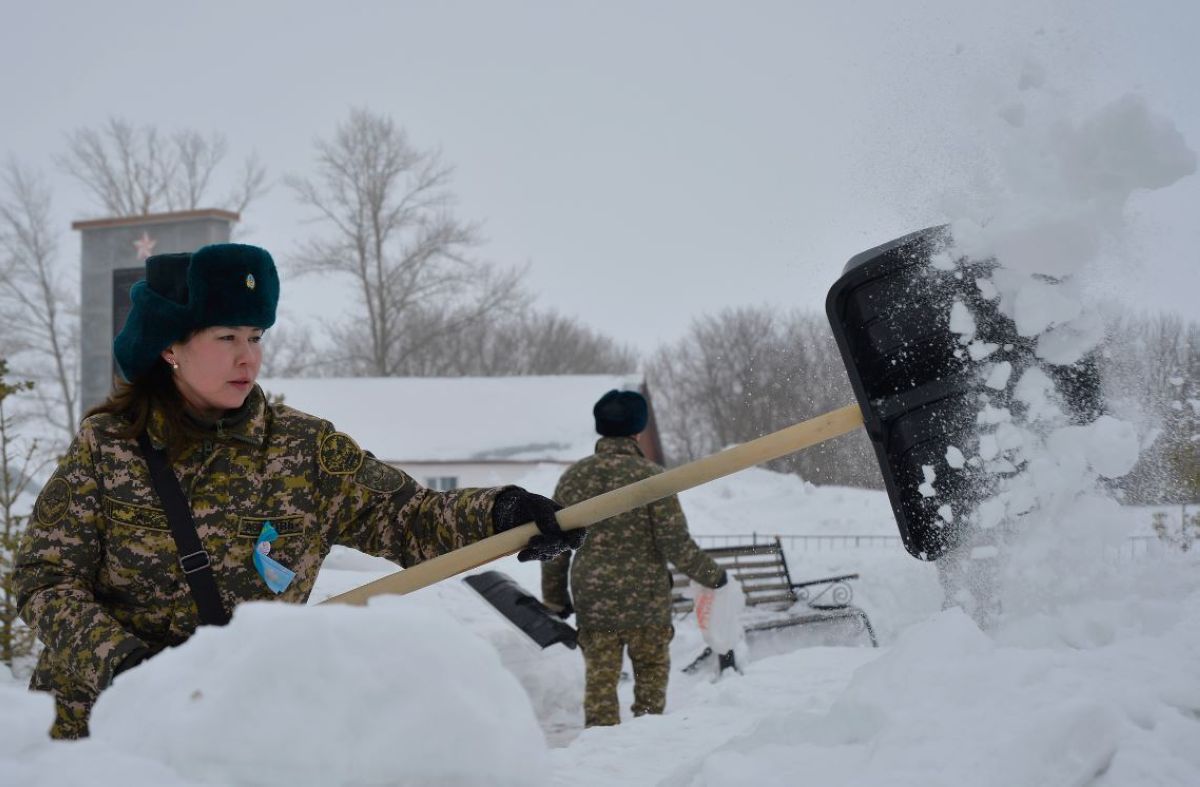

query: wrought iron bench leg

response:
[856,609,879,647]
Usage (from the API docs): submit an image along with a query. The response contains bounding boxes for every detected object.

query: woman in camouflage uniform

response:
[542,390,726,727]
[15,243,577,739]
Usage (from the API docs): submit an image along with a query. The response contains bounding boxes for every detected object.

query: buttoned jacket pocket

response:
[100,497,183,602]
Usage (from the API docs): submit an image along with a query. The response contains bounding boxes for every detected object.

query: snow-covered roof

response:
[257,374,643,463]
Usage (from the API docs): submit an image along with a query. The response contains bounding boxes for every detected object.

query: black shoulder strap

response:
[136,433,231,626]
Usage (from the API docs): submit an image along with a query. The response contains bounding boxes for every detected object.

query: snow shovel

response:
[827,225,1102,558]
[826,224,1003,559]
[323,225,1014,607]
[462,570,578,649]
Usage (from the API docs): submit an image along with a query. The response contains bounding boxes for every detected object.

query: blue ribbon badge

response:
[253,521,295,594]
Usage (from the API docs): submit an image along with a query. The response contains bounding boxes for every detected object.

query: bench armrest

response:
[790,573,859,590]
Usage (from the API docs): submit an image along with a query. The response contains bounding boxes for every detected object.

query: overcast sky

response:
[3,0,1197,355]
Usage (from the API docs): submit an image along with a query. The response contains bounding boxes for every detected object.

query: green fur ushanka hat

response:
[113,243,280,381]
[593,389,648,436]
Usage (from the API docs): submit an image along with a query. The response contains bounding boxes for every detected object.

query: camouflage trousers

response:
[30,673,97,740]
[577,624,674,727]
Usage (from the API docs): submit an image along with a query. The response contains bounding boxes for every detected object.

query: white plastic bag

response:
[689,577,745,654]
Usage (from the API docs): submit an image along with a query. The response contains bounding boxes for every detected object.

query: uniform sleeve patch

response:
[318,432,365,476]
[354,457,409,494]
[35,477,71,525]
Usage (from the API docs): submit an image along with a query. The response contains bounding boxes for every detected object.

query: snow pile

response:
[673,590,1200,787]
[89,601,549,787]
[0,680,192,787]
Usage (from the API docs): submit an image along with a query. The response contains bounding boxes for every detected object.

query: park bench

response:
[672,537,877,672]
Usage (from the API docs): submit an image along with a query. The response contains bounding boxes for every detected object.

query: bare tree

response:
[0,161,78,443]
[57,117,267,216]
[647,306,878,486]
[286,108,523,376]
[1104,311,1200,503]
[399,307,638,377]
[0,360,45,671]
[262,302,635,379]
[503,310,638,375]
[259,324,330,379]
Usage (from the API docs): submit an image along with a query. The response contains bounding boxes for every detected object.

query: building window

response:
[425,476,458,491]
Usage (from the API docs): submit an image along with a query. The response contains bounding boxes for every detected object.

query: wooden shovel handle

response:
[322,403,864,606]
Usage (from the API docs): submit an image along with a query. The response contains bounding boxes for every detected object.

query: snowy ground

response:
[4,467,1197,786]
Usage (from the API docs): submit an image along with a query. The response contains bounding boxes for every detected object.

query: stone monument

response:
[74,209,238,412]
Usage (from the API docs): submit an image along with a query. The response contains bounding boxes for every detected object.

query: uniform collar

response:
[146,385,268,449]
[594,436,644,457]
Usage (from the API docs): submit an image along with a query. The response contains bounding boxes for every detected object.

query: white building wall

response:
[393,461,571,490]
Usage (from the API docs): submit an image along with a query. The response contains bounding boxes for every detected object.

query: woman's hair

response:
[85,359,211,459]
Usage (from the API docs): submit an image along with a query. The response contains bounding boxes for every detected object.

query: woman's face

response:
[162,326,264,418]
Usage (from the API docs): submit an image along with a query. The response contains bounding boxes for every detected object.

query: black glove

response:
[492,487,586,562]
[554,600,574,620]
[713,570,729,589]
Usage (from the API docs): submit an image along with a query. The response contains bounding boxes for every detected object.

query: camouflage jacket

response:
[541,437,723,631]
[15,386,502,735]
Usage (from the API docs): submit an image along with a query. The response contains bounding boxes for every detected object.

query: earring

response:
[168,359,179,370]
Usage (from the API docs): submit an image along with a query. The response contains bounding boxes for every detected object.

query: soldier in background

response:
[542,389,727,727]
[14,243,579,739]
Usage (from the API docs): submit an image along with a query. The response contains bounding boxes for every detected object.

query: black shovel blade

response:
[825,226,1015,560]
[463,570,578,649]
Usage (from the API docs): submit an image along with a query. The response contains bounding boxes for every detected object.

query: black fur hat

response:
[593,389,648,437]
[113,243,279,381]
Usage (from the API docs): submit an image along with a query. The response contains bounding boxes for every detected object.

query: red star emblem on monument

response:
[133,231,157,261]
